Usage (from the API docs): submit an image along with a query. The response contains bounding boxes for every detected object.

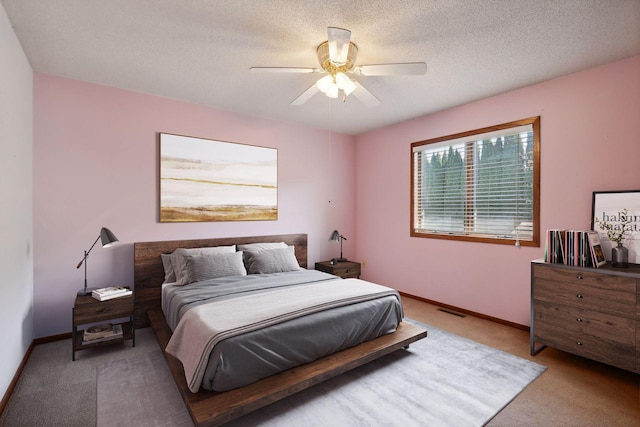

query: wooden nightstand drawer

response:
[331,263,361,278]
[315,261,361,279]
[73,295,134,325]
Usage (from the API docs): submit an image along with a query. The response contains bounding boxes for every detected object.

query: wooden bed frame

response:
[134,233,428,426]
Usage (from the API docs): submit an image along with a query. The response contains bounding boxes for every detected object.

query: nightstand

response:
[315,260,361,279]
[72,293,135,361]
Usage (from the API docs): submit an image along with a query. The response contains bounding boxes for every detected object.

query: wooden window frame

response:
[410,116,540,247]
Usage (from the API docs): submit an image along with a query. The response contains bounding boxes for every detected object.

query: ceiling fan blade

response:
[354,62,427,76]
[327,27,351,65]
[291,83,320,106]
[250,67,320,74]
[351,80,381,108]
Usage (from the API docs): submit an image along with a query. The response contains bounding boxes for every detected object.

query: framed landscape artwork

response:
[159,133,277,222]
[591,190,640,263]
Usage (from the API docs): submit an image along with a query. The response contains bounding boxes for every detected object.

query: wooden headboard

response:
[133,233,308,328]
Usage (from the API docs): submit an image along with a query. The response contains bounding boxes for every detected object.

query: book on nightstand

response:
[82,323,123,344]
[91,286,132,301]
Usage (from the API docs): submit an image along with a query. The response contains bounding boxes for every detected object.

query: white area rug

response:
[97,321,546,427]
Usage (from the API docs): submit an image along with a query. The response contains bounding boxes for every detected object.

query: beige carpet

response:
[97,321,546,426]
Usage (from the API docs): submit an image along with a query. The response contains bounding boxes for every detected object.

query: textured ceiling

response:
[3,0,640,135]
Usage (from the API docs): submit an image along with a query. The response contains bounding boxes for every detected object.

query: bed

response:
[134,233,427,426]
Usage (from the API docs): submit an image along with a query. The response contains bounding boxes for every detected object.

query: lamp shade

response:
[100,227,119,248]
[77,227,119,296]
[316,75,334,93]
[329,229,347,262]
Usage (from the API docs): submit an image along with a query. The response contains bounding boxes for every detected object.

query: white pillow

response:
[183,251,247,284]
[170,245,236,285]
[244,246,301,274]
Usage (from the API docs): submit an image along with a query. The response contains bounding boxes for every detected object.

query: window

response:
[411,116,540,246]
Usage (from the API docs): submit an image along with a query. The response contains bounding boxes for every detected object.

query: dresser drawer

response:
[73,296,133,325]
[534,278,635,317]
[533,264,636,293]
[533,300,635,346]
[534,324,636,372]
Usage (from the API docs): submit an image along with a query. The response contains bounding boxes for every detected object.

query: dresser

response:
[530,260,639,373]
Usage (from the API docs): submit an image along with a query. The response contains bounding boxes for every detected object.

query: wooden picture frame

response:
[159,133,277,222]
[591,190,640,264]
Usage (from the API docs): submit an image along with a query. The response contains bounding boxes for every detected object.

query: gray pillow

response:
[237,242,287,252]
[170,245,236,285]
[161,254,176,284]
[183,251,247,284]
[244,246,301,274]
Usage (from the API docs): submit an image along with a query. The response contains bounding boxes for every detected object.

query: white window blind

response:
[411,119,538,244]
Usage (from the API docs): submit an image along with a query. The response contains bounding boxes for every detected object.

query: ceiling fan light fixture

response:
[330,72,355,97]
[327,27,352,67]
[335,72,348,88]
[334,72,357,95]
[328,42,348,66]
[316,74,334,93]
[254,26,426,107]
[316,41,358,73]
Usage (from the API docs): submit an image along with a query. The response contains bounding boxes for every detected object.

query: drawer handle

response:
[576,294,583,299]
[345,269,351,273]
[576,274,583,279]
[576,318,583,322]
[99,308,110,313]
[576,341,582,346]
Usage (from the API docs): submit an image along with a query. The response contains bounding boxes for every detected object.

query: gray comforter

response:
[163,270,403,392]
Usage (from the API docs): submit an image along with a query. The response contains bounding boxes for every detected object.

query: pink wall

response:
[33,55,640,336]
[355,55,640,326]
[33,74,356,338]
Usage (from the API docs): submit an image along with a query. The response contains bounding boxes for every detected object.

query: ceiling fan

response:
[250,27,427,107]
